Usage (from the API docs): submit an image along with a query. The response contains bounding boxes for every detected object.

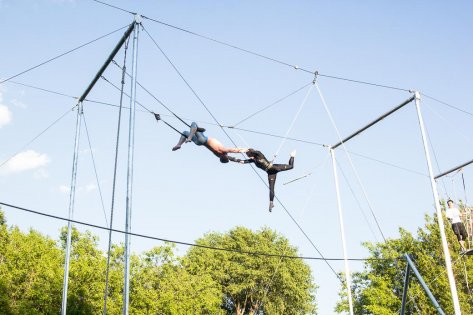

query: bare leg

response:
[172,135,186,151]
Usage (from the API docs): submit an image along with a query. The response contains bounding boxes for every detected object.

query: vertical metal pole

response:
[330,148,354,315]
[123,15,140,315]
[400,259,411,315]
[405,254,446,315]
[414,91,461,314]
[61,101,83,315]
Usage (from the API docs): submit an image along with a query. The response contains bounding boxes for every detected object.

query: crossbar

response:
[78,22,136,102]
[331,95,415,149]
[435,158,473,180]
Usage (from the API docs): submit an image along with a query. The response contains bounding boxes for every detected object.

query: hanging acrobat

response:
[231,148,296,212]
[171,121,248,162]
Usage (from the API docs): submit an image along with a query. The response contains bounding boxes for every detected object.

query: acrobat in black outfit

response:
[230,148,295,212]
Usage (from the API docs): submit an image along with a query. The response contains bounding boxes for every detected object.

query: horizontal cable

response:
[5,80,429,178]
[141,16,411,93]
[0,201,382,262]
[0,24,130,84]
[225,126,326,147]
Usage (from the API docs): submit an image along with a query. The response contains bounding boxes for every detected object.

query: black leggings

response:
[452,222,468,241]
[267,156,294,202]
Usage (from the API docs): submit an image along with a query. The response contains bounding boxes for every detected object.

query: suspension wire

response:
[109,61,193,128]
[101,74,187,136]
[91,0,136,15]
[0,201,386,262]
[336,160,379,243]
[143,25,342,281]
[421,93,473,118]
[423,101,473,147]
[292,154,331,217]
[4,80,147,113]
[7,81,78,99]
[232,82,313,127]
[7,77,429,182]
[346,150,428,178]
[315,81,387,242]
[101,75,153,113]
[317,73,410,93]
[109,58,325,146]
[225,126,326,146]
[425,122,449,198]
[102,38,129,315]
[140,16,413,93]
[81,112,108,227]
[0,25,130,84]
[142,16,306,72]
[0,105,77,170]
[283,151,331,186]
[461,256,472,296]
[461,172,468,205]
[270,83,314,163]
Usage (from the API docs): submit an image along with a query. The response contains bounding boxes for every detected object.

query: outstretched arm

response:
[221,147,248,153]
[227,156,254,164]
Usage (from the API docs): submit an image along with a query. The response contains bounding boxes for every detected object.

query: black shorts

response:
[452,222,468,241]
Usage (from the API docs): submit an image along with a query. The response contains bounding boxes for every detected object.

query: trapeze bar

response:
[434,158,473,180]
[331,95,416,149]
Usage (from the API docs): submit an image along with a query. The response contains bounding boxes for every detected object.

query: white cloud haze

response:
[0,150,50,175]
[0,89,12,128]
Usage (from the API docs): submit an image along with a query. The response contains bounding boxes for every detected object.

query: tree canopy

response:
[0,210,317,314]
[336,213,473,314]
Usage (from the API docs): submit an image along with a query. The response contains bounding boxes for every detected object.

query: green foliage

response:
[186,226,318,315]
[0,215,317,314]
[0,225,63,314]
[336,213,473,314]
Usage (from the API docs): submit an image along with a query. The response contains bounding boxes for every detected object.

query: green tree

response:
[60,227,109,314]
[130,244,222,315]
[336,214,473,314]
[0,211,63,314]
[185,226,317,315]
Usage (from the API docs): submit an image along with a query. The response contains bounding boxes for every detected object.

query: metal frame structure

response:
[400,254,445,315]
[329,148,354,315]
[327,92,462,314]
[60,20,137,315]
[123,14,141,315]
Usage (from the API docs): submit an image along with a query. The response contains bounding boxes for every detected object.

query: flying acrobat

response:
[231,148,296,212]
[172,122,248,162]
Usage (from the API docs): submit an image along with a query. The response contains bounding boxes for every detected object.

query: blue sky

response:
[1,1,472,313]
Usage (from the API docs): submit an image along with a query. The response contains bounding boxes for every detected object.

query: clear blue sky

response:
[1,1,472,313]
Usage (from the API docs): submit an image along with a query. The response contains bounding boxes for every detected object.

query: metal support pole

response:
[123,14,141,315]
[405,254,446,315]
[330,148,354,315]
[414,91,461,314]
[400,262,411,315]
[61,101,83,315]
